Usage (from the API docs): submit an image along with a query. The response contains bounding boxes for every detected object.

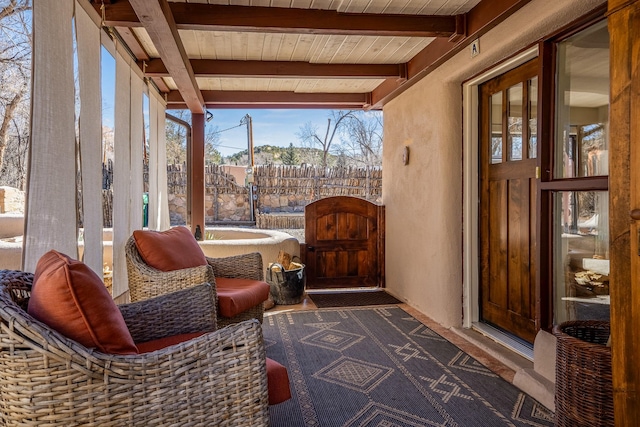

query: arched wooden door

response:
[304,196,384,289]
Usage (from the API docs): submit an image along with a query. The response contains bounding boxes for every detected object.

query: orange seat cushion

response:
[266,358,292,405]
[28,250,138,355]
[137,331,291,405]
[133,226,207,272]
[136,332,205,353]
[215,278,270,318]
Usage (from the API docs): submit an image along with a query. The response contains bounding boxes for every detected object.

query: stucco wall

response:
[382,0,606,328]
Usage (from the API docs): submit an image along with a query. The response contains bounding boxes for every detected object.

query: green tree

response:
[204,138,222,164]
[165,115,188,164]
[165,110,222,165]
[281,143,298,165]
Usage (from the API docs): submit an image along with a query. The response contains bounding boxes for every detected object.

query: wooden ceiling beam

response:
[167,103,369,110]
[110,30,171,94]
[97,1,459,37]
[115,26,149,61]
[151,77,170,94]
[166,90,371,109]
[143,59,406,80]
[370,0,532,108]
[127,0,204,113]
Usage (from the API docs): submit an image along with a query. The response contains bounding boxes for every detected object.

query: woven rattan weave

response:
[125,236,265,327]
[0,269,270,426]
[553,320,613,427]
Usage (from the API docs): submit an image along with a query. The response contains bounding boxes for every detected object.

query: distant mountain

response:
[225,145,337,166]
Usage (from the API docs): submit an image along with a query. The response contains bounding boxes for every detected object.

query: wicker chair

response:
[0,269,270,426]
[125,236,267,328]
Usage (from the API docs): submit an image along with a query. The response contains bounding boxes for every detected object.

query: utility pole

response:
[245,114,255,168]
[241,114,256,222]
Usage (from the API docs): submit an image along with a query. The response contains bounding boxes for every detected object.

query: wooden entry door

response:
[479,59,538,344]
[304,196,384,289]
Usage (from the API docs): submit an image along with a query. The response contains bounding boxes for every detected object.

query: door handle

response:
[633,210,640,256]
[307,246,315,252]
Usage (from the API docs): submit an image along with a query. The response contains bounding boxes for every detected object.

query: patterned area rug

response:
[265,306,554,427]
[308,290,402,308]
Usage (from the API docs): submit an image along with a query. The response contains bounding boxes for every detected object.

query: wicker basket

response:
[553,320,613,427]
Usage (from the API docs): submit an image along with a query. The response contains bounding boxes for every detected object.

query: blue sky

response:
[101,47,336,157]
[209,109,334,157]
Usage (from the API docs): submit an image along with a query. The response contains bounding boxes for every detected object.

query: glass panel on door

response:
[528,77,538,159]
[490,92,503,164]
[507,83,523,161]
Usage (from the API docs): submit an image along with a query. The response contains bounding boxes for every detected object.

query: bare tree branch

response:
[0,1,31,21]
[0,0,31,188]
[336,111,383,168]
[0,88,23,172]
[296,111,355,168]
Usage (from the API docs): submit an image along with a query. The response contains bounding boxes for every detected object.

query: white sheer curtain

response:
[148,89,170,231]
[76,2,103,276]
[156,96,171,231]
[148,92,159,229]
[111,45,148,299]
[23,0,77,272]
[112,44,141,299]
[130,73,145,232]
[25,0,168,298]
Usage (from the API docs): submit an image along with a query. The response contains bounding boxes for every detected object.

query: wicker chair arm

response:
[119,283,217,343]
[0,313,270,425]
[125,236,216,302]
[206,252,264,281]
[0,269,34,310]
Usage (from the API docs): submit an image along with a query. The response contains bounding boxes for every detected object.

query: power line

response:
[210,120,248,154]
[211,123,243,134]
[216,143,247,151]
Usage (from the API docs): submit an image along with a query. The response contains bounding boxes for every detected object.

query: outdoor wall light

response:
[402,146,410,165]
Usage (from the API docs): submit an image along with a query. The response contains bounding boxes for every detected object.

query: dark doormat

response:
[308,290,401,308]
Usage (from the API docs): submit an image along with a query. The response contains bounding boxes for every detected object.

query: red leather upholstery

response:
[216,278,270,318]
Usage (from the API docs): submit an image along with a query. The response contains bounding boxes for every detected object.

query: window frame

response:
[538,7,609,331]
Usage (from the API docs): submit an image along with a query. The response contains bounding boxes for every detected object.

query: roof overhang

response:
[90,0,532,111]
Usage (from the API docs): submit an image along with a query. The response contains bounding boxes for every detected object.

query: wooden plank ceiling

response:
[92,0,531,111]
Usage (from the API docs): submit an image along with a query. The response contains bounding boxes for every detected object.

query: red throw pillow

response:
[28,250,138,355]
[132,227,207,272]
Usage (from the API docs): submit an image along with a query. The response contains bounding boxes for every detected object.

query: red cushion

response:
[267,358,291,405]
[139,331,291,405]
[133,227,207,272]
[216,278,270,318]
[28,250,138,355]
[136,332,205,353]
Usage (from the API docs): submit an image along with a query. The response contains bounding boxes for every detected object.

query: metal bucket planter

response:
[266,261,306,305]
